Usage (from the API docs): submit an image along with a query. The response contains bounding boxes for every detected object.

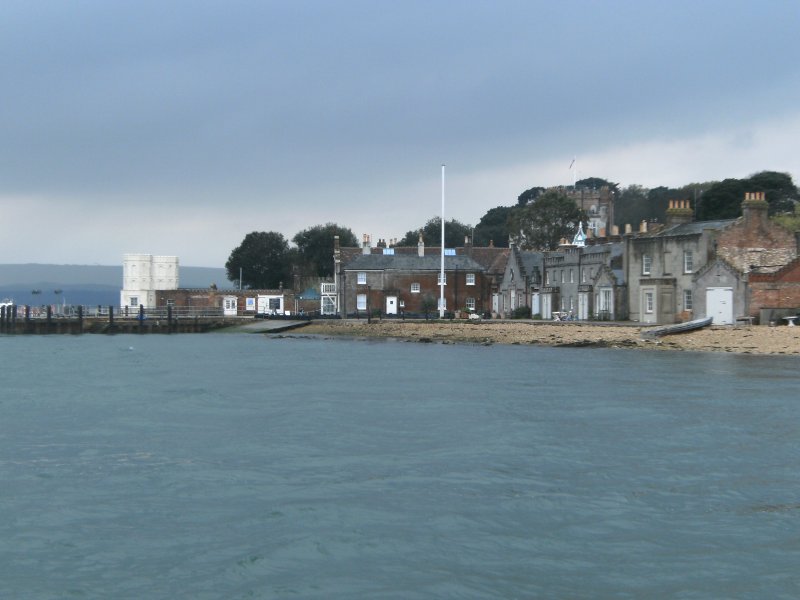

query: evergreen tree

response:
[225,231,291,289]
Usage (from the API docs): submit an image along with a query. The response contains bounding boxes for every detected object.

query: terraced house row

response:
[334,192,800,325]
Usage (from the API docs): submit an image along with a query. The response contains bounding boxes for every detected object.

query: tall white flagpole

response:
[573,156,577,188]
[440,164,445,318]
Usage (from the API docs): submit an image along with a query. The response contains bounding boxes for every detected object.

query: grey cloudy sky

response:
[2,0,798,267]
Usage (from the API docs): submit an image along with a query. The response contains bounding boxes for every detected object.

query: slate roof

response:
[344,254,486,272]
[638,219,736,238]
[518,251,543,278]
[581,242,618,256]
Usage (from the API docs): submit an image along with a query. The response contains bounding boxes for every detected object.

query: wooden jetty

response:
[0,304,241,335]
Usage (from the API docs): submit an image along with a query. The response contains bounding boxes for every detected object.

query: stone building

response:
[540,240,625,320]
[564,185,615,237]
[627,193,799,324]
[624,202,735,324]
[496,244,543,317]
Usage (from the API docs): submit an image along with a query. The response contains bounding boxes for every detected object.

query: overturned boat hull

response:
[642,316,713,338]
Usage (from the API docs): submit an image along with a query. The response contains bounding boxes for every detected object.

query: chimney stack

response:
[742,191,769,231]
[362,233,372,255]
[665,199,694,227]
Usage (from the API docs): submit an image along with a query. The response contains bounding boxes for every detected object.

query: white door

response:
[641,287,657,324]
[223,296,238,316]
[386,296,398,315]
[578,292,589,320]
[707,287,733,324]
[541,294,552,320]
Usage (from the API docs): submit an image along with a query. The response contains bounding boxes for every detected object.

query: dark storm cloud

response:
[1,0,798,264]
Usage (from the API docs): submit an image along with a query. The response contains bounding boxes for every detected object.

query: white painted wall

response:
[120,254,179,309]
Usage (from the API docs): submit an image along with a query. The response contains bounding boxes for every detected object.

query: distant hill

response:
[0,264,231,306]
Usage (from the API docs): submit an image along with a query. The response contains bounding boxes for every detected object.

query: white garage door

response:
[706,287,733,324]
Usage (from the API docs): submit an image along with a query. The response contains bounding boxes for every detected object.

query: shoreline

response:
[293,319,800,355]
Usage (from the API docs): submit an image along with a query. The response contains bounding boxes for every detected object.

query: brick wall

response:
[749,258,800,311]
[343,270,491,315]
[716,195,797,273]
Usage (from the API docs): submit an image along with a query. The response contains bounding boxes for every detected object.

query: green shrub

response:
[511,306,531,319]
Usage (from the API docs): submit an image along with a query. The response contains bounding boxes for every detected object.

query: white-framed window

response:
[684,289,693,311]
[356,294,367,310]
[466,297,476,311]
[129,296,138,307]
[357,272,367,285]
[410,282,420,293]
[437,273,447,285]
[569,296,574,311]
[684,251,694,274]
[582,268,586,283]
[466,273,475,286]
[642,255,652,275]
[569,269,574,283]
[560,270,565,283]
[545,271,550,285]
[645,291,654,313]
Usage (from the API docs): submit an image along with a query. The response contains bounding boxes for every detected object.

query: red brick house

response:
[334,234,506,317]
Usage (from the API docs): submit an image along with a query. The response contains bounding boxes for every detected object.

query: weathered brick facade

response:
[716,192,797,274]
[749,258,800,321]
[335,235,507,317]
[341,254,491,316]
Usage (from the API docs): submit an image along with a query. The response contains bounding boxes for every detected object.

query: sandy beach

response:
[295,319,800,355]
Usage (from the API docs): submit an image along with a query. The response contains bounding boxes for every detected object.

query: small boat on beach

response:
[641,316,713,338]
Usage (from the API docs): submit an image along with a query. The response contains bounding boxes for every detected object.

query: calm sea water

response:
[1,332,799,599]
